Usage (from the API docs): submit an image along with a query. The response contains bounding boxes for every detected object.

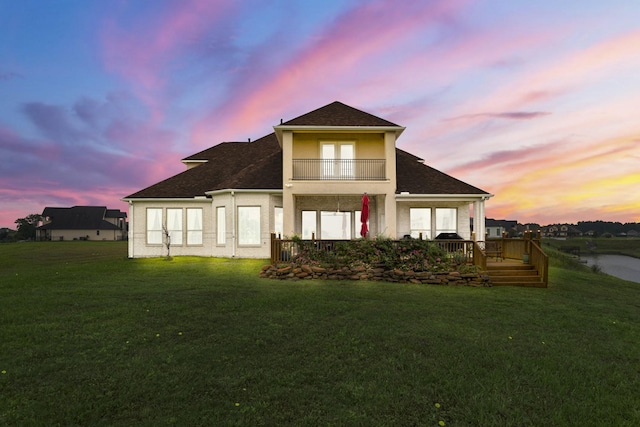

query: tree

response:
[14,214,43,241]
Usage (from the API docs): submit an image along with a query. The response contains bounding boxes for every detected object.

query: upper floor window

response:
[321,142,354,179]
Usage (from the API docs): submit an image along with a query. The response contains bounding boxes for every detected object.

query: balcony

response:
[292,159,386,181]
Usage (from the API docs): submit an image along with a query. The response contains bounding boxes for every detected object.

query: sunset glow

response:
[1,0,639,228]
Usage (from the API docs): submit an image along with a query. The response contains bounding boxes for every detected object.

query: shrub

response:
[290,236,453,273]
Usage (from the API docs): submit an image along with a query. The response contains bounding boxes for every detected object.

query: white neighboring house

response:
[37,206,127,241]
[123,102,493,258]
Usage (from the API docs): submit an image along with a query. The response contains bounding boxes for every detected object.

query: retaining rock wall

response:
[260,263,491,287]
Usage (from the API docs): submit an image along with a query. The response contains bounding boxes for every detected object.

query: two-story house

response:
[123,102,493,258]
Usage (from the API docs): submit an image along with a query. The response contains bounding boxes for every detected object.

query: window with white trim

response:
[320,211,351,239]
[274,207,283,237]
[167,208,183,245]
[410,208,431,239]
[436,208,457,236]
[187,208,203,245]
[146,208,163,245]
[238,206,260,246]
[321,142,354,179]
[216,206,226,245]
[302,210,316,239]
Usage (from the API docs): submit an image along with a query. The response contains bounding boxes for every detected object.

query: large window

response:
[274,207,283,237]
[187,208,203,245]
[238,206,260,246]
[167,208,183,245]
[302,210,316,239]
[321,142,354,179]
[146,208,163,244]
[410,208,431,239]
[436,208,457,236]
[216,206,226,245]
[321,211,352,239]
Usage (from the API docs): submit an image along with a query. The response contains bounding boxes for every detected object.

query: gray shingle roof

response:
[281,101,400,127]
[125,102,489,199]
[38,206,123,230]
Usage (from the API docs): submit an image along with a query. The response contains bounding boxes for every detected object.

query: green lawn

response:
[543,236,640,258]
[1,242,639,426]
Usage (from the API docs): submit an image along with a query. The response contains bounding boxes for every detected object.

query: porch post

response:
[473,200,486,241]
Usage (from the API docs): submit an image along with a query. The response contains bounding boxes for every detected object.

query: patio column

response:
[282,131,295,237]
[473,200,486,241]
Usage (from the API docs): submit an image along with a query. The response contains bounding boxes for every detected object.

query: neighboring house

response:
[543,224,582,238]
[37,206,127,241]
[485,218,518,238]
[123,102,493,258]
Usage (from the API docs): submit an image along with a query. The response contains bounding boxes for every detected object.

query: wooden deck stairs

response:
[486,260,546,288]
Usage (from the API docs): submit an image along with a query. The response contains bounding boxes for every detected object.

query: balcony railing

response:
[292,159,386,181]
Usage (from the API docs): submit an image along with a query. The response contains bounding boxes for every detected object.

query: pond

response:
[581,254,640,283]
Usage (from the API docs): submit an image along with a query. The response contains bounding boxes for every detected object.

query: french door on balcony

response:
[321,142,354,179]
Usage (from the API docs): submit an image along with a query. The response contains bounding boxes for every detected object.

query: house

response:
[485,218,518,238]
[37,206,127,241]
[123,102,493,258]
[542,224,582,238]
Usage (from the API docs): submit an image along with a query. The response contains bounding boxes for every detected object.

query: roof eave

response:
[273,125,406,146]
[395,193,494,202]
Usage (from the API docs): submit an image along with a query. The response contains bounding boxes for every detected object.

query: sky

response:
[1,0,639,229]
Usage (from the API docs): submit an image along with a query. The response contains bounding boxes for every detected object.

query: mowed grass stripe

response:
[0,242,638,426]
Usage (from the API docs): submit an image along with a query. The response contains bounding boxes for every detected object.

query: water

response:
[581,254,640,283]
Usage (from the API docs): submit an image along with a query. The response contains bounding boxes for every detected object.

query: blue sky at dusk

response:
[1,0,639,229]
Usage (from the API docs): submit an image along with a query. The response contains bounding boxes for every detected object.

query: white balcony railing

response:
[292,159,386,181]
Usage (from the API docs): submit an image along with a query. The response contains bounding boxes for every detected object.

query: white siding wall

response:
[129,193,280,259]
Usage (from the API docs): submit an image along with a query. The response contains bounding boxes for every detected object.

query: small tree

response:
[162,224,172,259]
[14,214,42,241]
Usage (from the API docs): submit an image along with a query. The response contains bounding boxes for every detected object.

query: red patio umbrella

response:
[360,192,369,238]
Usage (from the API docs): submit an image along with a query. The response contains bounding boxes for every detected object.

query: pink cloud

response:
[191,0,472,147]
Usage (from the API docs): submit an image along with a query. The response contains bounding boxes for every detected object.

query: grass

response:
[543,236,640,258]
[1,241,639,426]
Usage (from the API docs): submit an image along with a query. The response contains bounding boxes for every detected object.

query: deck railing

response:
[271,233,548,287]
[292,159,386,180]
[270,233,476,265]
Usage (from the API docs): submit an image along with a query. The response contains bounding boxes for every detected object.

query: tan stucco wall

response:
[291,132,384,158]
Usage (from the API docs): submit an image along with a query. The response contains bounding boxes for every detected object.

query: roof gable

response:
[281,101,400,127]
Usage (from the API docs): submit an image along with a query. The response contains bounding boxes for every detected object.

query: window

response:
[167,208,183,245]
[436,208,457,236]
[410,208,431,239]
[321,211,351,239]
[302,210,316,239]
[238,206,260,246]
[274,207,283,238]
[321,142,354,179]
[187,208,203,245]
[146,208,163,244]
[216,206,226,245]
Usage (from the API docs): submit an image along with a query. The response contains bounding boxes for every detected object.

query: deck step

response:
[486,262,544,287]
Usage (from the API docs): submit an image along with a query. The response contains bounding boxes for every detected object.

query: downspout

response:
[231,191,236,257]
[128,201,134,258]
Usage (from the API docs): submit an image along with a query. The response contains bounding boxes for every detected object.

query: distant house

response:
[543,224,582,238]
[485,218,518,238]
[123,101,493,258]
[37,206,127,241]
